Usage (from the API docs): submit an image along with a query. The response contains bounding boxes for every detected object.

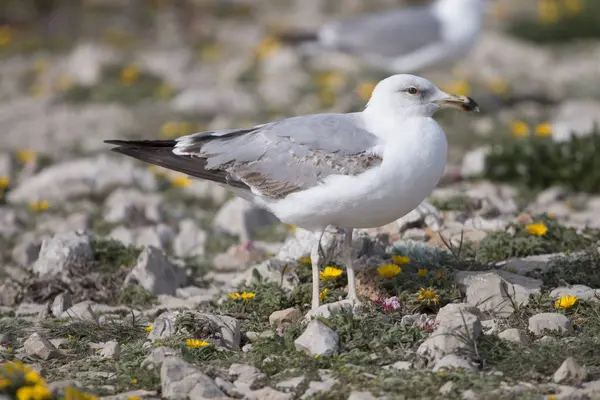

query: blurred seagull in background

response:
[279,0,490,74]
[105,74,479,313]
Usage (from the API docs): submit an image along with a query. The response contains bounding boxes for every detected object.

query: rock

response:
[182,181,229,205]
[141,346,178,370]
[551,100,600,142]
[276,376,305,392]
[24,332,62,360]
[455,271,542,317]
[36,213,91,235]
[553,357,587,384]
[304,299,357,320]
[160,357,227,400]
[528,313,573,335]
[300,378,337,399]
[0,153,11,178]
[103,189,163,225]
[233,260,299,292]
[124,247,186,296]
[244,387,293,400]
[534,187,569,207]
[16,302,47,316]
[229,363,264,389]
[0,207,20,238]
[550,285,597,301]
[461,146,490,178]
[393,201,443,232]
[7,155,155,204]
[347,391,377,400]
[432,355,478,372]
[32,231,94,278]
[148,311,180,341]
[0,281,21,306]
[51,293,72,317]
[498,328,529,345]
[172,219,207,258]
[11,232,44,266]
[213,197,278,241]
[294,320,339,357]
[439,381,455,395]
[66,42,117,86]
[171,87,257,116]
[100,341,120,360]
[417,303,482,363]
[386,361,412,371]
[269,308,301,327]
[402,228,429,241]
[499,253,561,275]
[109,225,175,250]
[99,389,158,400]
[60,301,98,322]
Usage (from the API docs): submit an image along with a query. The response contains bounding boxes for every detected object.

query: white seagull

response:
[283,0,489,74]
[106,74,479,312]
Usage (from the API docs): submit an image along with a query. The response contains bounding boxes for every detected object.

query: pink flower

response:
[378,296,401,312]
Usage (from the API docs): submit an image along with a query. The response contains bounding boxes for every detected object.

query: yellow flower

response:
[30,200,50,212]
[319,288,328,302]
[145,324,153,332]
[17,149,36,164]
[392,255,410,265]
[120,64,139,86]
[525,222,548,236]
[555,295,577,309]
[511,120,530,137]
[130,378,137,384]
[228,292,242,300]
[255,36,281,59]
[535,123,553,137]
[0,176,9,189]
[442,79,471,97]
[170,175,192,188]
[0,378,10,388]
[417,287,440,304]
[160,121,180,138]
[156,83,174,99]
[186,339,211,348]
[417,268,428,277]
[128,397,142,400]
[148,165,166,176]
[0,26,12,47]
[356,81,377,101]
[16,384,51,400]
[24,370,43,385]
[314,71,346,90]
[563,0,583,14]
[241,292,256,301]
[488,77,509,95]
[319,88,336,107]
[298,256,312,264]
[55,75,75,92]
[548,395,558,400]
[377,264,401,278]
[197,43,221,62]
[320,266,343,280]
[284,223,297,232]
[538,0,560,23]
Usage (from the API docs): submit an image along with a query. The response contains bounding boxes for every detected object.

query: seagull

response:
[280,0,489,74]
[105,74,479,312]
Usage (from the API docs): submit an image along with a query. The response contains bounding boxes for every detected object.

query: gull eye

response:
[407,87,419,95]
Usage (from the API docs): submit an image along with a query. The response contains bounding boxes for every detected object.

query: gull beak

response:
[434,93,480,112]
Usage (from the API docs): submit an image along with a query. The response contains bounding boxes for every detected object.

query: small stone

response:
[173,219,207,258]
[24,332,62,360]
[11,233,44,266]
[388,361,412,370]
[439,381,455,395]
[0,281,21,307]
[60,301,98,322]
[213,197,278,241]
[124,246,186,296]
[294,320,339,357]
[103,188,163,225]
[109,225,174,250]
[229,363,264,386]
[528,313,573,335]
[33,231,94,278]
[269,308,301,326]
[300,378,337,399]
[498,328,529,345]
[402,228,429,241]
[51,293,72,317]
[461,146,490,178]
[538,336,556,344]
[304,299,357,320]
[141,346,178,370]
[276,376,305,392]
[499,253,562,276]
[100,341,120,360]
[160,357,226,400]
[550,285,597,301]
[347,392,377,400]
[553,357,587,384]
[432,355,478,373]
[16,302,47,316]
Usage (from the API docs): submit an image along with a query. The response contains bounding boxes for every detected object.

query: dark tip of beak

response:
[463,97,480,112]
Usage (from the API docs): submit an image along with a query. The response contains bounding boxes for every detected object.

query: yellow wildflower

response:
[555,295,577,310]
[24,370,43,385]
[356,81,377,101]
[170,175,192,188]
[535,123,553,137]
[548,395,558,400]
[156,83,174,99]
[145,324,153,332]
[417,287,440,304]
[417,268,428,277]
[319,288,328,302]
[443,79,471,97]
[186,339,211,348]
[30,200,50,212]
[255,36,281,58]
[320,266,343,280]
[178,122,195,136]
[284,223,297,232]
[148,165,166,176]
[298,256,312,264]
[160,121,180,138]
[563,0,583,14]
[197,43,221,62]
[511,120,530,137]
[377,264,401,278]
[128,397,142,400]
[241,292,256,301]
[0,176,9,189]
[314,71,346,90]
[120,64,139,86]
[525,222,548,236]
[488,77,509,95]
[538,0,560,23]
[228,292,242,300]
[130,378,137,384]
[392,255,410,265]
[17,149,36,164]
[319,88,336,107]
[16,384,51,400]
[0,26,11,47]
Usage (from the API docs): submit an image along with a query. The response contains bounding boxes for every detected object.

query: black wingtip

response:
[104,139,177,147]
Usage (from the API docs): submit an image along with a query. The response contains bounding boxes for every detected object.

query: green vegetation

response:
[92,238,141,273]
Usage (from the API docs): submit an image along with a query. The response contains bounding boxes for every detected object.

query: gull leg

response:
[343,228,357,302]
[310,231,323,311]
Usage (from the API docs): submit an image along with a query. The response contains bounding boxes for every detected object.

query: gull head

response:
[366,74,479,118]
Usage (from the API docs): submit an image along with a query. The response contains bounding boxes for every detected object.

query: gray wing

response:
[174,113,382,199]
[321,6,443,58]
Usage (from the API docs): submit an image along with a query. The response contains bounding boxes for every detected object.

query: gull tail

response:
[104,139,248,189]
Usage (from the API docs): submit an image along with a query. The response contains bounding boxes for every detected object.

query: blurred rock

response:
[294,320,339,357]
[60,301,98,322]
[171,87,258,116]
[124,246,186,296]
[550,285,598,301]
[36,213,91,235]
[0,207,20,238]
[551,100,600,142]
[51,293,72,317]
[65,42,117,86]
[213,197,279,241]
[161,357,226,400]
[11,232,45,266]
[0,153,11,177]
[24,332,62,360]
[553,357,587,384]
[109,225,175,250]
[172,219,207,258]
[460,146,490,178]
[528,313,573,335]
[0,281,21,307]
[432,355,478,373]
[104,189,164,225]
[33,231,94,278]
[498,328,529,345]
[100,341,121,360]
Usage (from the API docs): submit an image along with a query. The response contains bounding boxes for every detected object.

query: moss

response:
[92,238,141,273]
